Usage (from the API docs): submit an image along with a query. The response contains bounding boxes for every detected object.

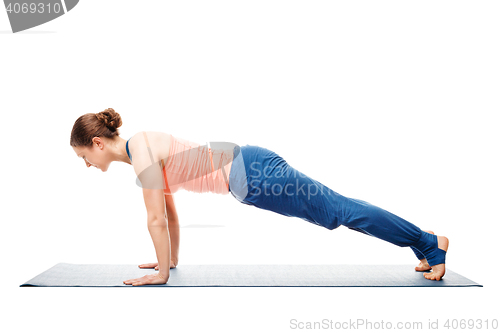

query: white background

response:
[1,1,498,332]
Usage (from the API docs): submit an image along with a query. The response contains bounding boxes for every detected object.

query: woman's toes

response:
[423,266,445,280]
[415,259,430,271]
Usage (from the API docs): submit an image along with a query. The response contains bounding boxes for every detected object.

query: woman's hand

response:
[139,259,178,270]
[123,273,168,286]
[138,262,159,270]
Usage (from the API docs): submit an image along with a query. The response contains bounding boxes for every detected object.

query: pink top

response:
[162,134,234,195]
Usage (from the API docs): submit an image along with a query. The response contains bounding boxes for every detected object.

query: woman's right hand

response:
[139,260,177,270]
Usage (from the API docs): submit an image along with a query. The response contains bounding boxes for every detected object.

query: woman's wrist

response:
[158,271,169,281]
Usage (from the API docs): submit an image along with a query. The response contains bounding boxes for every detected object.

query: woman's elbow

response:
[147,216,167,227]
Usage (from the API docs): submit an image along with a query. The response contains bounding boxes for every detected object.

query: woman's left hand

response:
[123,273,168,286]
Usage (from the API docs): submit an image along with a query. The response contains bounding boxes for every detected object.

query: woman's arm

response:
[142,184,171,279]
[143,186,171,279]
[165,194,180,266]
[147,215,171,279]
[132,132,172,280]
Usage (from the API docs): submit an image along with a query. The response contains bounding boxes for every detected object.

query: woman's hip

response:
[229,144,347,229]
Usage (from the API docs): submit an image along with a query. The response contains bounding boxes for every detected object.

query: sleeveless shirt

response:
[127,134,234,195]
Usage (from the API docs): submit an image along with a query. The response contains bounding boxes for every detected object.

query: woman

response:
[70,108,449,286]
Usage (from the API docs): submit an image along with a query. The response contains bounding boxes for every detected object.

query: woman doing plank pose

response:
[70,108,448,286]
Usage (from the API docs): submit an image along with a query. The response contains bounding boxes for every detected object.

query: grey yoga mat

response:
[20,263,482,287]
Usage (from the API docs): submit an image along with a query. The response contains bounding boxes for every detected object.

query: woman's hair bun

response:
[95,108,122,131]
[70,108,123,147]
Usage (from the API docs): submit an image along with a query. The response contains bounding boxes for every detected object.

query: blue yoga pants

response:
[228,144,446,267]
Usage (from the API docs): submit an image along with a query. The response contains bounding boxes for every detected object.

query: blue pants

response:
[228,145,446,267]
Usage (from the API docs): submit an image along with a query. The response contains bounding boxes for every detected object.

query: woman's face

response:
[72,138,109,172]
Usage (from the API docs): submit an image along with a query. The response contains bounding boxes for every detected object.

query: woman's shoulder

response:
[129,130,171,143]
[129,131,172,164]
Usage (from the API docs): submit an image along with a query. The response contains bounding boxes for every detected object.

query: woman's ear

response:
[91,136,104,148]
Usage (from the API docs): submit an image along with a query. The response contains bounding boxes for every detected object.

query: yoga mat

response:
[20,263,482,287]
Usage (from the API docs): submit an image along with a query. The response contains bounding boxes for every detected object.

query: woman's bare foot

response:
[415,230,434,271]
[415,258,431,271]
[423,235,449,281]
